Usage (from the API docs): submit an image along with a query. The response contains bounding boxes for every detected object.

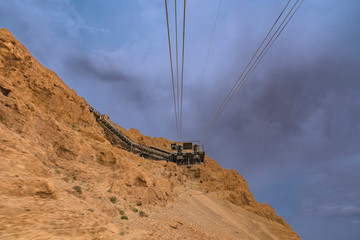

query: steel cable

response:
[193,0,223,114]
[200,0,293,138]
[175,0,180,133]
[212,0,300,126]
[165,0,179,137]
[232,0,305,98]
[179,0,187,138]
[201,0,304,138]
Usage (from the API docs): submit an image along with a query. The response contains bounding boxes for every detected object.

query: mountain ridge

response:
[0,28,300,239]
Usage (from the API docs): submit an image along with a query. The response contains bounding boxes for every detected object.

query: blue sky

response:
[1,0,360,239]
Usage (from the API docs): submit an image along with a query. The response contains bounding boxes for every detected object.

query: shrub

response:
[55,169,61,174]
[73,185,82,194]
[139,211,148,218]
[87,208,94,212]
[110,196,117,204]
[120,231,125,235]
[132,208,138,213]
[120,210,125,215]
[42,161,47,166]
[120,216,128,220]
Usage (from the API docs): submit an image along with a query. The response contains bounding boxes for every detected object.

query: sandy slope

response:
[0,28,300,239]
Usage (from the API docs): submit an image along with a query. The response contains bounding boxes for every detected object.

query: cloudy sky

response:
[1,0,359,239]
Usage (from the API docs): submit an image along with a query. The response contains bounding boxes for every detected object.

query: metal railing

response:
[89,106,171,161]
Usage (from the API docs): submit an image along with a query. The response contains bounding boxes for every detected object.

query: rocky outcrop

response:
[0,28,300,239]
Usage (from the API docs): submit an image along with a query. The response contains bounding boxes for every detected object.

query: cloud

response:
[301,203,360,218]
[1,0,360,239]
[65,50,130,82]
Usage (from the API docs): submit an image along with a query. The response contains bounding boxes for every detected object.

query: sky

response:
[1,0,360,239]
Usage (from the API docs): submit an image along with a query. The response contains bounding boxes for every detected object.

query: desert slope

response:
[0,28,299,239]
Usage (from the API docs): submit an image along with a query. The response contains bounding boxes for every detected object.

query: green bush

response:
[132,208,138,213]
[110,196,117,204]
[120,210,125,215]
[120,215,128,220]
[139,211,148,218]
[73,185,82,194]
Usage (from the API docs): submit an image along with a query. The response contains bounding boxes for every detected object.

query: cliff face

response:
[0,28,300,239]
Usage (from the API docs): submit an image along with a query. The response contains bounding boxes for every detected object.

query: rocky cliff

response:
[0,28,300,239]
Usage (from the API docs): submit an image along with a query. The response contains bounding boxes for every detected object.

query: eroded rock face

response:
[0,28,300,239]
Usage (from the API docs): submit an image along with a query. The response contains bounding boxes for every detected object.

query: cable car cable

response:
[175,0,180,132]
[201,0,303,139]
[192,0,223,115]
[233,0,305,99]
[165,0,179,137]
[180,0,187,138]
[219,0,300,115]
[200,0,293,138]
[201,0,293,138]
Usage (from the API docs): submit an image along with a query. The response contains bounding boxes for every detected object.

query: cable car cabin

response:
[170,141,205,167]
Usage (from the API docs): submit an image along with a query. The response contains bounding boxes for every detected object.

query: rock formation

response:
[0,28,300,239]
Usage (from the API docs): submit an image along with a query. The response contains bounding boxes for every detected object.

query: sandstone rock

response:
[0,28,300,240]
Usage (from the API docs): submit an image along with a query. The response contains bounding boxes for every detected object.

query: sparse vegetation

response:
[139,211,148,218]
[107,187,112,193]
[55,169,61,174]
[73,185,82,194]
[120,210,125,215]
[120,216,128,220]
[120,231,125,235]
[87,208,94,212]
[132,208,138,212]
[42,161,47,166]
[110,196,117,204]
[73,176,77,180]
[35,154,38,158]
